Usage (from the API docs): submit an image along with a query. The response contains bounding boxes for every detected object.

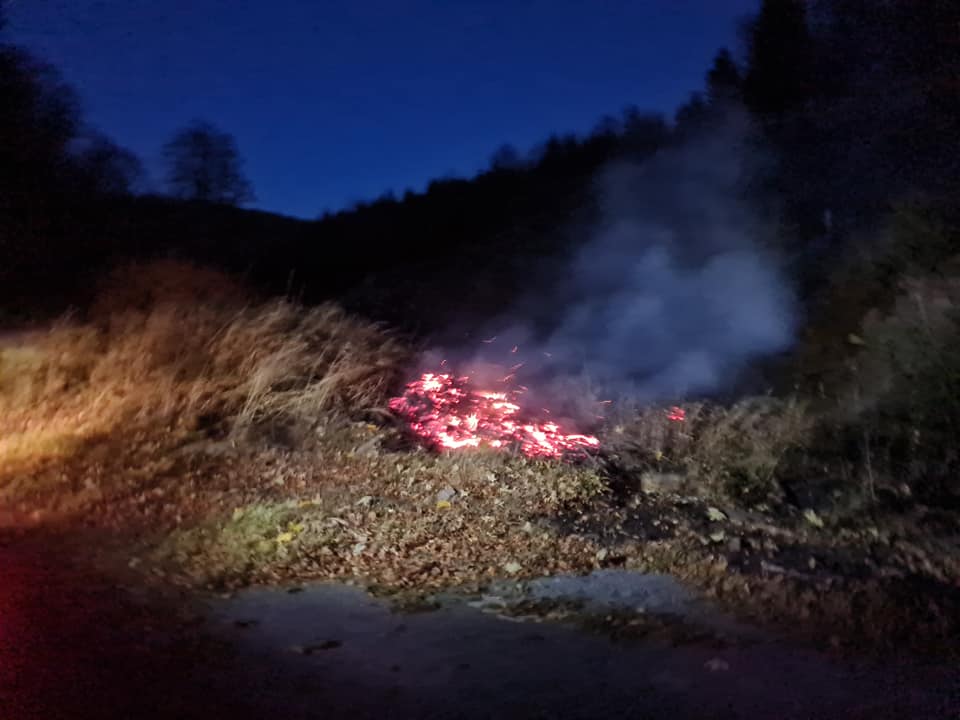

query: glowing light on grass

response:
[389,372,600,458]
[667,406,686,422]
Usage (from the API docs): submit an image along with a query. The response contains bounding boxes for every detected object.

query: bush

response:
[89,258,251,317]
[611,397,812,506]
[781,202,960,397]
[848,270,960,504]
[884,203,960,276]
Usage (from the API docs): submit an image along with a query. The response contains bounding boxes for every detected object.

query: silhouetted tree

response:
[706,48,743,106]
[73,133,144,196]
[533,134,581,169]
[592,114,621,138]
[489,143,522,171]
[743,0,812,116]
[0,45,81,203]
[620,107,669,160]
[738,0,960,232]
[162,121,254,205]
[674,92,710,138]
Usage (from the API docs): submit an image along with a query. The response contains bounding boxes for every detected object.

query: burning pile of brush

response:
[388,334,694,460]
[389,369,601,458]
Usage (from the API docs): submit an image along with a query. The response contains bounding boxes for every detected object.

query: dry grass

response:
[224,302,407,433]
[0,260,409,496]
[609,397,813,504]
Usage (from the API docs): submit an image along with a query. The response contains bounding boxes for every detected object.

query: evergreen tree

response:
[706,48,742,106]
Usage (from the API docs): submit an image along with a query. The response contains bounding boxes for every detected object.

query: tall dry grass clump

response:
[0,261,409,471]
[210,300,409,434]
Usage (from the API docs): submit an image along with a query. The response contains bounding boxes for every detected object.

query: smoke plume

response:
[436,113,795,419]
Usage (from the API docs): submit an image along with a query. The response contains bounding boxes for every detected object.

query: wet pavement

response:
[1,533,957,719]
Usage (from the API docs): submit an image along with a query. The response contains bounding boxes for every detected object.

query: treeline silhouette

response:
[2,1,958,335]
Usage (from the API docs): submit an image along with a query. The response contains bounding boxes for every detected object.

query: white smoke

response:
[495,112,795,406]
[423,112,795,424]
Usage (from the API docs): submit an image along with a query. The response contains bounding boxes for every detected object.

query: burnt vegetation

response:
[3,1,960,654]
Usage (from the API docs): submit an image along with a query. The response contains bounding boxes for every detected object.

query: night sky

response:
[8,0,757,219]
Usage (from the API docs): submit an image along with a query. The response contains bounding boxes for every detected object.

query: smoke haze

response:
[435,112,796,417]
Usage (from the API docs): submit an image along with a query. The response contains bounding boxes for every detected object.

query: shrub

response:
[690,398,812,504]
[884,203,959,276]
[610,397,812,505]
[89,258,250,318]
[782,202,959,397]
[848,270,960,504]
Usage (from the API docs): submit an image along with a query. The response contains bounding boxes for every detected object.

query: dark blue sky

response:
[9,0,757,219]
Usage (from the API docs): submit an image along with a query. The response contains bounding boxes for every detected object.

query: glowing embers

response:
[389,372,600,458]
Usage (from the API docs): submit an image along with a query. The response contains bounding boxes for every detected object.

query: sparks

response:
[389,372,600,458]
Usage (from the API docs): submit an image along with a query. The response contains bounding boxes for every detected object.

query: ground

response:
[4,411,958,662]
[3,528,957,719]
[2,268,959,705]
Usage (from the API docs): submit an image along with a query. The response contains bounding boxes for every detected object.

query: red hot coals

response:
[389,372,600,458]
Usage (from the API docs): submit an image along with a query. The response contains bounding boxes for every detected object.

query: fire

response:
[667,406,686,422]
[389,372,600,458]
